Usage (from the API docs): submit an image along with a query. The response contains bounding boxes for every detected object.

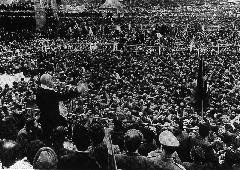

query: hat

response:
[159,130,179,147]
[33,147,58,170]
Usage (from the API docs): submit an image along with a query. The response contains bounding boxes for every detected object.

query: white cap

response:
[159,130,179,147]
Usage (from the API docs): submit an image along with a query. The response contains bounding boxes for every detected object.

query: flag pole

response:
[201,94,204,121]
[198,48,204,122]
[200,49,204,122]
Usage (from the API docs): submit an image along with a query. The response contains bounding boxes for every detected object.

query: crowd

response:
[1,2,240,170]
[0,2,34,11]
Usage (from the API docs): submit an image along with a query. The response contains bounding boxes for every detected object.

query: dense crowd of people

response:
[0,2,34,11]
[1,1,240,170]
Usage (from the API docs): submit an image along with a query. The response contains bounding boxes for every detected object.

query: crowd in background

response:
[0,1,34,11]
[1,2,240,170]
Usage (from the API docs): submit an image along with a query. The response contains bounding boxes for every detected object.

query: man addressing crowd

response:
[36,73,88,145]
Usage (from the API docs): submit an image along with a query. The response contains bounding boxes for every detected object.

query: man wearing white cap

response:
[36,73,88,145]
[151,130,186,170]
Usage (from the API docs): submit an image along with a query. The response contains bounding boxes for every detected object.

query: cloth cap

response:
[33,147,58,170]
[159,130,179,147]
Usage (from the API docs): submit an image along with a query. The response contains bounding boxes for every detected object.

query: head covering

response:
[33,147,58,170]
[40,74,53,88]
[159,130,179,147]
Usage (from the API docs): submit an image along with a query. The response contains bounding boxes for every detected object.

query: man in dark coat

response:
[36,73,87,145]
[58,125,101,170]
[150,130,186,170]
[115,129,158,170]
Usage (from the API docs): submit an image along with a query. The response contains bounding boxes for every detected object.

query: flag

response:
[193,55,209,113]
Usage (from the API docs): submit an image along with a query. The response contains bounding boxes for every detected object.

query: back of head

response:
[234,151,240,165]
[25,118,35,132]
[124,129,143,153]
[72,124,90,151]
[222,133,233,146]
[199,123,210,138]
[33,147,58,170]
[142,127,155,143]
[89,122,105,145]
[52,126,66,145]
[1,140,20,168]
[40,74,53,88]
[113,117,123,130]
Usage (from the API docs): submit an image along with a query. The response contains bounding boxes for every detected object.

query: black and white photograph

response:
[0,0,240,169]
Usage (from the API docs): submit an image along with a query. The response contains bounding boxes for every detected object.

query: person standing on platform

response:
[36,73,88,145]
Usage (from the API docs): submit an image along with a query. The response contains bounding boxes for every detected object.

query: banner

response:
[193,55,209,113]
[34,0,46,31]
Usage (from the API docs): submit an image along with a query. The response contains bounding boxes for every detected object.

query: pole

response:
[201,51,204,121]
[201,97,204,121]
[198,48,204,121]
[109,133,117,170]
